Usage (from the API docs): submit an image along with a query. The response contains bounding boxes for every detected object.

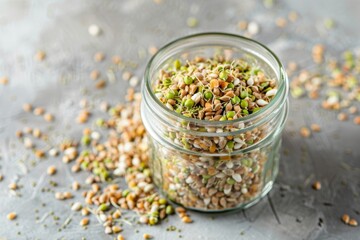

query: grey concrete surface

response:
[0,0,359,239]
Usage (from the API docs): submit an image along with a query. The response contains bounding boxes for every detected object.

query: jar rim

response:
[144,32,288,126]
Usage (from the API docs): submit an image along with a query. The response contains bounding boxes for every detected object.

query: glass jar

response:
[141,33,289,212]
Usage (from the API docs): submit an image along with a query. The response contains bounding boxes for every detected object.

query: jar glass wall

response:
[141,33,289,212]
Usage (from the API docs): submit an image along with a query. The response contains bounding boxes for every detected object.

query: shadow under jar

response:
[141,33,289,212]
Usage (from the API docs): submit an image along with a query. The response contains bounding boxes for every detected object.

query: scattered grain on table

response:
[129,76,139,87]
[348,106,357,114]
[112,56,122,65]
[238,20,248,31]
[353,116,360,125]
[43,113,54,122]
[33,128,41,138]
[148,45,158,55]
[95,79,107,89]
[79,99,89,108]
[35,149,45,158]
[324,18,335,29]
[55,191,73,200]
[24,137,33,148]
[76,110,91,124]
[300,127,311,138]
[94,52,105,62]
[105,226,112,234]
[71,202,82,211]
[49,148,59,157]
[287,61,298,73]
[15,130,23,138]
[47,166,57,176]
[263,0,274,8]
[72,181,80,191]
[312,44,325,64]
[337,113,348,121]
[112,226,122,234]
[8,18,360,239]
[288,11,299,22]
[312,181,321,190]
[186,17,198,28]
[342,214,350,224]
[275,17,287,28]
[33,107,45,116]
[22,103,32,112]
[90,70,100,80]
[342,214,358,227]
[0,76,9,85]
[88,24,101,36]
[349,218,358,227]
[7,212,17,221]
[81,207,90,216]
[310,124,321,132]
[247,21,260,35]
[80,217,89,226]
[34,51,46,61]
[122,71,132,81]
[143,233,153,239]
[8,183,17,190]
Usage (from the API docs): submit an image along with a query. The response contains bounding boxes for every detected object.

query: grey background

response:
[0,0,359,239]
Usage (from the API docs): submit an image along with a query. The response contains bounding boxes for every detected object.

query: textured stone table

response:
[0,0,359,239]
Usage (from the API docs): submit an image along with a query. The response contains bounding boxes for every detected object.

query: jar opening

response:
[144,32,288,128]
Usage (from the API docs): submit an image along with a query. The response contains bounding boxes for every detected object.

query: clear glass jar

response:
[141,33,289,212]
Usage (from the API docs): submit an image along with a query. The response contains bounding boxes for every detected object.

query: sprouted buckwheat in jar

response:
[141,33,289,211]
